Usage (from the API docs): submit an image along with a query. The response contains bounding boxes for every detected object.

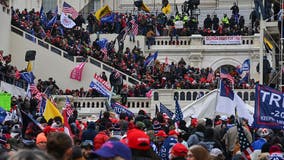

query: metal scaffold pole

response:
[280,0,284,91]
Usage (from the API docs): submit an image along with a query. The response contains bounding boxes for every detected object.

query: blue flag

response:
[101,14,114,23]
[160,103,174,118]
[144,51,158,67]
[241,59,250,72]
[97,38,108,49]
[220,80,234,100]
[20,72,35,84]
[40,6,47,27]
[47,6,58,28]
[253,85,284,129]
[239,72,249,84]
[0,107,7,123]
[47,15,57,28]
[111,102,134,117]
[174,97,183,122]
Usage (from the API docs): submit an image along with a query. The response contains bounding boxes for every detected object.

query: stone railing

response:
[10,25,142,85]
[153,34,259,47]
[70,89,255,117]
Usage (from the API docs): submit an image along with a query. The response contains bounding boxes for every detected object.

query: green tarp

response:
[0,92,11,111]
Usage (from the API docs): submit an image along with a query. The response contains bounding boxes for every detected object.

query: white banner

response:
[0,81,26,97]
[174,21,184,29]
[205,36,242,45]
[60,13,76,29]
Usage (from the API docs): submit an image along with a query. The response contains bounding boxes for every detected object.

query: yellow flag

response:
[141,2,150,13]
[26,61,32,72]
[43,99,63,122]
[264,37,273,50]
[162,3,171,14]
[94,5,111,20]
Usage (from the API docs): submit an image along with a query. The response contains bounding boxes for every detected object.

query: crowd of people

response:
[0,98,283,160]
[8,6,260,94]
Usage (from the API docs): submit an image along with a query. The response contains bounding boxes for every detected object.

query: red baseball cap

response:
[168,130,179,136]
[171,143,188,157]
[127,129,150,150]
[155,130,167,138]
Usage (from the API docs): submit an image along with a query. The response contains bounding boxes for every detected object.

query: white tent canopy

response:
[182,89,254,125]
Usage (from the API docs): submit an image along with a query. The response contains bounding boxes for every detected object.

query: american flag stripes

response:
[220,69,235,84]
[237,120,253,160]
[64,97,74,118]
[130,19,138,36]
[62,2,78,20]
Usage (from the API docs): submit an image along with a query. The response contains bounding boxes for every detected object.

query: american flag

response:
[174,97,183,122]
[130,19,138,36]
[62,2,78,20]
[237,120,253,160]
[101,47,108,55]
[64,97,74,118]
[160,103,174,119]
[29,83,39,95]
[220,69,235,84]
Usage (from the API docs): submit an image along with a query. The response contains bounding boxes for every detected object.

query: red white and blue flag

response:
[62,2,78,20]
[220,69,234,84]
[89,74,112,97]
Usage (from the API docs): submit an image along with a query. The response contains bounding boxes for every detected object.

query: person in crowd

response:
[188,144,210,160]
[8,149,53,160]
[93,122,111,150]
[93,140,132,160]
[169,143,188,160]
[35,132,47,151]
[251,128,273,159]
[203,14,212,30]
[222,117,252,159]
[126,128,157,159]
[146,28,156,50]
[81,121,97,142]
[46,132,73,160]
[160,130,179,160]
[187,124,205,147]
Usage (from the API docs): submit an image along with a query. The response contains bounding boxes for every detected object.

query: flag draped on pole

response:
[160,103,174,118]
[144,51,158,67]
[39,5,47,26]
[216,80,235,115]
[174,97,183,121]
[70,62,86,81]
[237,120,253,160]
[94,5,111,20]
[220,68,234,84]
[62,1,78,20]
[130,19,138,36]
[47,7,58,28]
[60,13,76,28]
[216,80,253,124]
